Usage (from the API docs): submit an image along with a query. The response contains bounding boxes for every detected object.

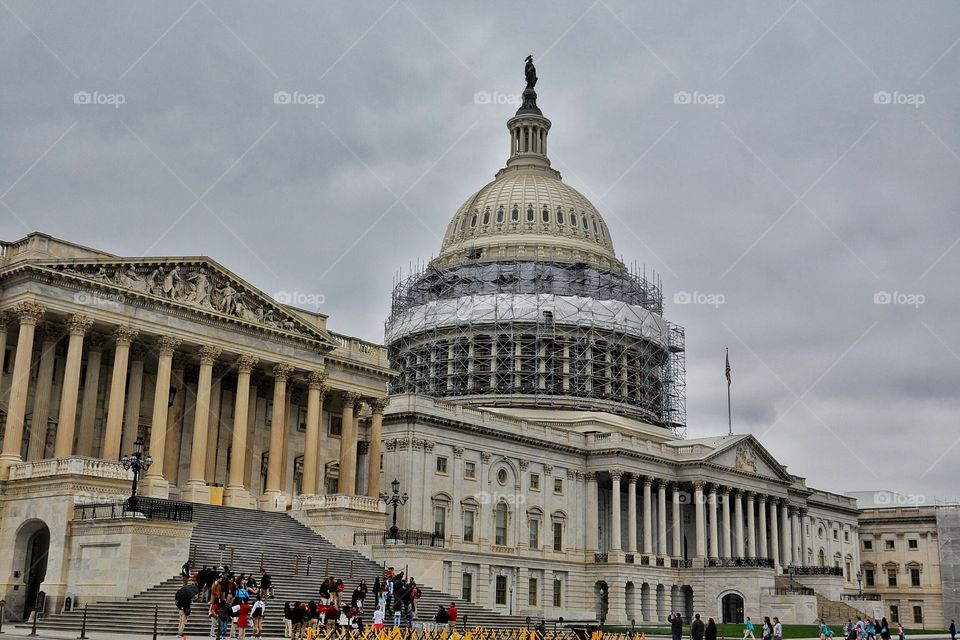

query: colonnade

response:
[589,471,814,569]
[0,302,386,508]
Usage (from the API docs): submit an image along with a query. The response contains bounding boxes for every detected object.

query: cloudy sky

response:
[2,1,958,502]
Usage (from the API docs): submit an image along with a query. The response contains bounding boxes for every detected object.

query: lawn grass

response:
[602,624,947,638]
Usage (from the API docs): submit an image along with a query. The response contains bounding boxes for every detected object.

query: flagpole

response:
[726,347,732,436]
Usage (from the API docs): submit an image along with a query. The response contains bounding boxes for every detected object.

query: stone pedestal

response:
[180,481,210,504]
[139,477,170,499]
[258,490,287,512]
[222,485,255,509]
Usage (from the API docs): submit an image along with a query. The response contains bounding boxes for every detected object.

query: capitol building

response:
[0,65,946,631]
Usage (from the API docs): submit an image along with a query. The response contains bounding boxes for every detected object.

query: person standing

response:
[706,618,718,640]
[773,617,783,640]
[236,599,251,640]
[448,602,459,626]
[763,616,773,640]
[373,604,385,631]
[251,595,265,639]
[174,581,196,639]
[744,616,756,639]
[671,612,684,640]
[692,614,705,640]
[951,620,957,640]
[181,561,191,586]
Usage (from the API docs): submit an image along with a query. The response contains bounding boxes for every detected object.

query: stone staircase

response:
[775,576,864,625]
[29,501,528,635]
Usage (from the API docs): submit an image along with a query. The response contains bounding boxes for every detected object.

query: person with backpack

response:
[174,581,197,639]
[250,595,265,639]
[283,601,293,638]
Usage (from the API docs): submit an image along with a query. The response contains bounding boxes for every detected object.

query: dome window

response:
[541,207,549,223]
[556,207,564,225]
[581,214,589,230]
[569,212,578,228]
[482,208,490,225]
[592,220,599,235]
[526,206,535,222]
[496,206,505,223]
[512,206,520,222]
[458,217,465,232]
[470,213,478,228]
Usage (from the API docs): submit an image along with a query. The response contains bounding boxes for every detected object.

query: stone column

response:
[313,384,328,495]
[672,483,682,557]
[694,481,706,560]
[163,354,188,484]
[770,498,781,570]
[721,487,732,557]
[0,302,45,476]
[181,346,221,503]
[610,470,623,554]
[746,492,757,558]
[366,398,387,498]
[800,508,809,566]
[202,367,224,484]
[657,480,668,557]
[758,495,768,559]
[735,490,745,557]
[27,325,60,461]
[338,391,360,494]
[53,315,93,458]
[789,507,799,565]
[120,343,146,456]
[260,363,293,510]
[75,334,105,457]
[222,355,258,506]
[300,370,327,497]
[0,314,8,406]
[642,476,653,555]
[625,475,638,554]
[781,501,792,567]
[708,484,719,559]
[102,325,139,460]
[585,472,599,553]
[141,336,182,497]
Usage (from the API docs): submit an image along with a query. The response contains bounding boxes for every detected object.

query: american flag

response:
[725,349,731,386]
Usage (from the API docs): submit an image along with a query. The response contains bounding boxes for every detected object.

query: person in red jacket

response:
[236,599,252,640]
[448,602,458,624]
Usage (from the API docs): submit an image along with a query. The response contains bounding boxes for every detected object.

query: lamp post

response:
[121,436,152,515]
[379,478,408,541]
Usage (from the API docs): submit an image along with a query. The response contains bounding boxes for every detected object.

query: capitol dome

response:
[386,67,685,430]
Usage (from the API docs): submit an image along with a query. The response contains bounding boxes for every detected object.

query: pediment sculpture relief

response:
[734,445,758,473]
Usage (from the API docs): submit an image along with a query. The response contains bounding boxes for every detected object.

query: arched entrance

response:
[595,581,609,624]
[721,592,745,624]
[15,520,50,620]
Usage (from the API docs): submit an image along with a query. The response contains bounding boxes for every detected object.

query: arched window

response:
[557,207,565,225]
[470,212,478,228]
[458,217,465,232]
[496,206,505,223]
[582,214,589,230]
[593,220,599,235]
[569,212,578,228]
[818,549,826,566]
[512,206,520,222]
[495,502,508,545]
[526,206,535,222]
[542,207,550,223]
[482,209,490,225]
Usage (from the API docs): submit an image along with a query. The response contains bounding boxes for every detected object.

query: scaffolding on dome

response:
[386,261,687,437]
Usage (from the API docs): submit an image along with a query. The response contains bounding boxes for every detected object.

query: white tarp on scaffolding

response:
[385,293,669,347]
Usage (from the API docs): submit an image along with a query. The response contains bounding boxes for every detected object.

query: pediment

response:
[706,436,792,482]
[27,258,337,348]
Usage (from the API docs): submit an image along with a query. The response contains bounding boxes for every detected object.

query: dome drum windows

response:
[541,207,550,223]
[556,207,564,225]
[482,208,491,226]
[526,206,535,222]
[470,211,479,228]
[511,206,520,222]
[496,206,505,223]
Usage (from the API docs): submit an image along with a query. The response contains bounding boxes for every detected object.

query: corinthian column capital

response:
[236,354,259,373]
[66,314,94,336]
[370,397,388,414]
[198,345,222,365]
[113,325,139,346]
[272,362,294,381]
[307,370,328,389]
[13,301,46,325]
[157,335,183,357]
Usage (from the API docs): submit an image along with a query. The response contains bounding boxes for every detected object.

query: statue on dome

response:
[524,55,538,89]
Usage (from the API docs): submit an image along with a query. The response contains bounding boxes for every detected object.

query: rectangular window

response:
[908,539,918,550]
[554,478,563,494]
[910,568,920,586]
[529,519,540,549]
[846,562,852,581]
[553,522,563,551]
[329,415,343,436]
[530,473,540,490]
[844,530,850,543]
[436,456,448,474]
[495,576,507,605]
[434,505,446,537]
[296,405,308,431]
[553,579,563,607]
[865,569,875,586]
[3,347,12,374]
[495,506,507,546]
[461,573,472,602]
[885,539,895,550]
[890,605,899,623]
[465,461,476,479]
[887,568,898,587]
[912,606,923,624]
[463,510,475,542]
[326,478,338,495]
[833,529,839,541]
[863,540,873,550]
[528,578,538,606]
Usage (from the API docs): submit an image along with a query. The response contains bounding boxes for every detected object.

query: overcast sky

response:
[2,1,958,503]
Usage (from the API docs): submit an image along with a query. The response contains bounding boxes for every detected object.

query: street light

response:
[121,436,152,515]
[379,478,408,540]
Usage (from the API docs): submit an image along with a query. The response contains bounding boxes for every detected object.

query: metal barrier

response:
[352,530,445,547]
[73,497,194,522]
